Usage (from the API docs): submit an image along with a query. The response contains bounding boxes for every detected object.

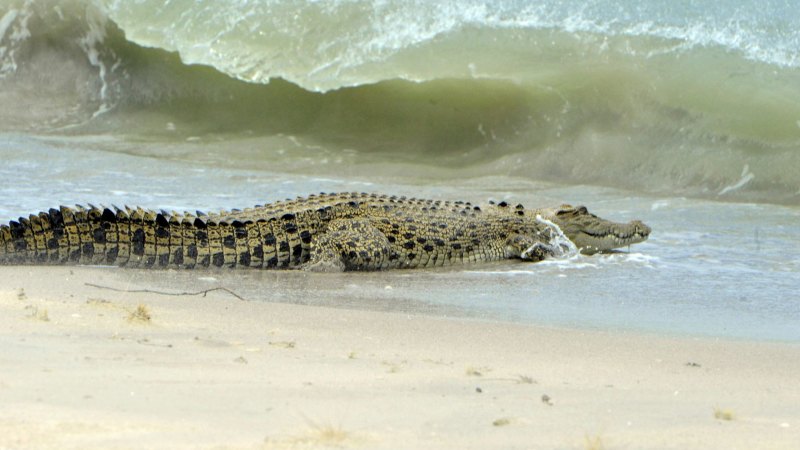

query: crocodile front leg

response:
[504,234,549,261]
[303,219,394,272]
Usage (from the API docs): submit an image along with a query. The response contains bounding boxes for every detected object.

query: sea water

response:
[1,0,799,341]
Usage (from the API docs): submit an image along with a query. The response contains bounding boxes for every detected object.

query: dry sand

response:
[1,266,798,449]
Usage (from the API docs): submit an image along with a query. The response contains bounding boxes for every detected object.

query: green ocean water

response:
[1,0,799,340]
[2,0,800,203]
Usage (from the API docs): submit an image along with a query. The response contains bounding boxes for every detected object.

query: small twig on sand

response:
[85,283,247,301]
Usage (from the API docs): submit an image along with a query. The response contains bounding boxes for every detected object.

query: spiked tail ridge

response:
[0,205,303,269]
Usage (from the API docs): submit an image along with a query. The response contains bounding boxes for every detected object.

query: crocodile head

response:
[538,204,651,254]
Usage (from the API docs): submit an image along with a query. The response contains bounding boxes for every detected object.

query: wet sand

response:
[1,266,798,449]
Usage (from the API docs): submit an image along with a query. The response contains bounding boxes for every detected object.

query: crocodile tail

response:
[1,206,98,265]
[0,222,15,259]
[0,205,192,267]
[0,205,297,269]
[1,211,49,264]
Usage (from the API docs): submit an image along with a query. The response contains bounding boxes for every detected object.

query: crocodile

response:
[0,192,650,271]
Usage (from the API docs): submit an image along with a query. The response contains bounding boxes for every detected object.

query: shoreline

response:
[1,266,799,449]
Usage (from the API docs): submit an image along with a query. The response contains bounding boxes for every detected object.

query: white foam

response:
[532,214,579,259]
[77,5,119,117]
[0,6,30,77]
[0,10,19,43]
[96,0,800,95]
[651,200,671,211]
[718,165,755,196]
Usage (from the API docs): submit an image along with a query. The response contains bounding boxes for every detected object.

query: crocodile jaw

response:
[567,220,651,254]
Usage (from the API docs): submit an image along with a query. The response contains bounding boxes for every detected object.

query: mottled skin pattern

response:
[0,192,650,271]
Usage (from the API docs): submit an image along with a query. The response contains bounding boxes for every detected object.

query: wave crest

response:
[1,0,800,204]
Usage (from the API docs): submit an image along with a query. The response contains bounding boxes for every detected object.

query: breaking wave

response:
[1,0,799,204]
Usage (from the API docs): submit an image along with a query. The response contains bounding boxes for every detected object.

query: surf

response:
[1,0,799,204]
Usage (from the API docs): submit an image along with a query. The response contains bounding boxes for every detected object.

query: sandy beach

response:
[1,265,798,449]
[3,1,800,448]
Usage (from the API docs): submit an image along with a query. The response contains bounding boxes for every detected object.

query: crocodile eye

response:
[577,206,588,214]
